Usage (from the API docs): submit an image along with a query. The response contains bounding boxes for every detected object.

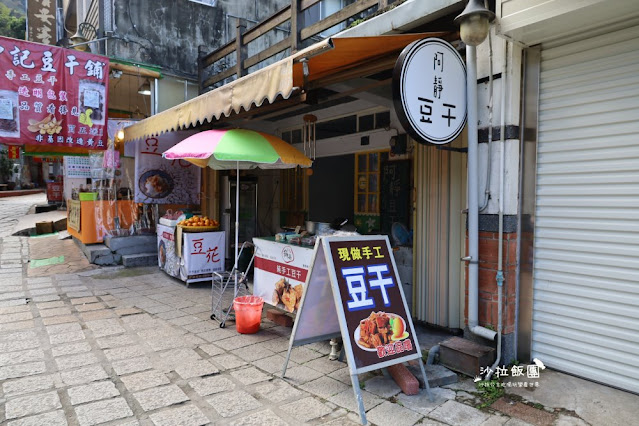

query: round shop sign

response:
[393,38,467,145]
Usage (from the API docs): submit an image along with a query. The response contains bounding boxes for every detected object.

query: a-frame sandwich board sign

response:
[282,235,432,425]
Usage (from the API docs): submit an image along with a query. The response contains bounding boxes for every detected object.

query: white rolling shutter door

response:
[533,25,639,393]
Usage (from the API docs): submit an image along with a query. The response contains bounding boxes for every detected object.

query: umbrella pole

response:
[234,163,240,289]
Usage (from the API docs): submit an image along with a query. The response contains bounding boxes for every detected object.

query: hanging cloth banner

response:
[134,132,201,204]
[0,36,109,149]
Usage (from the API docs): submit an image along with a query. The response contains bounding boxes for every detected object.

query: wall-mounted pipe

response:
[466,44,497,342]
[487,39,508,380]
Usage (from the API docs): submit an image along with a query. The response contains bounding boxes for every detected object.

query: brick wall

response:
[465,231,518,334]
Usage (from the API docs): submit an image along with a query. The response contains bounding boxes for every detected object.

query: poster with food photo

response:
[157,224,180,279]
[0,90,20,138]
[78,80,106,127]
[134,131,201,204]
[253,238,315,314]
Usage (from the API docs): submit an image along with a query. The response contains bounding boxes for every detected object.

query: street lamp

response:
[455,0,498,341]
[137,79,152,96]
[454,0,496,46]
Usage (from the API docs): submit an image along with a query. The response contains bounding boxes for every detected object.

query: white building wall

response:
[471,32,524,216]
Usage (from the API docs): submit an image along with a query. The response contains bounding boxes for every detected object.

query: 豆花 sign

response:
[393,38,467,145]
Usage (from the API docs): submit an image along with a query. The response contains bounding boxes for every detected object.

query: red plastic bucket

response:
[233,295,264,334]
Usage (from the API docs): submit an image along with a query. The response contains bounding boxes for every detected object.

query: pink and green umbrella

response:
[162,128,312,170]
[162,128,312,276]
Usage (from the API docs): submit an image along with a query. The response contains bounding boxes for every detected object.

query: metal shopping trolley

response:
[210,241,255,328]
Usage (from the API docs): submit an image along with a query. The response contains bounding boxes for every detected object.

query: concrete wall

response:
[109,0,288,78]
[474,33,523,217]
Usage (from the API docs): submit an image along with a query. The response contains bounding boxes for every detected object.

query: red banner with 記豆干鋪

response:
[0,36,109,150]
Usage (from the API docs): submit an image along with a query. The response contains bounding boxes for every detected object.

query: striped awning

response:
[123,33,451,142]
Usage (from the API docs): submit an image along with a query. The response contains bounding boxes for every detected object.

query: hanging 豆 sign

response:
[393,38,466,145]
[0,36,109,150]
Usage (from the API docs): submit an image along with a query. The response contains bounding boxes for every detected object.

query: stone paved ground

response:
[0,235,505,426]
[0,197,614,425]
[0,193,47,238]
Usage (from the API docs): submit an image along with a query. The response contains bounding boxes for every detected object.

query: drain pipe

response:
[426,345,440,365]
[467,44,497,342]
[486,40,508,380]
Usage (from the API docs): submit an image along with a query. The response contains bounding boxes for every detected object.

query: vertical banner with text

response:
[0,36,109,149]
[27,0,57,46]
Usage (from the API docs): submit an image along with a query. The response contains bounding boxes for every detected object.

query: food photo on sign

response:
[78,80,106,127]
[252,238,315,314]
[0,90,19,137]
[134,131,201,204]
[355,311,410,351]
[0,36,109,149]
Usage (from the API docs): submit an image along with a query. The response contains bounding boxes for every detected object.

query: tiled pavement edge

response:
[0,233,584,426]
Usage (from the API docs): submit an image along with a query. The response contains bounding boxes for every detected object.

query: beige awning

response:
[124,33,452,142]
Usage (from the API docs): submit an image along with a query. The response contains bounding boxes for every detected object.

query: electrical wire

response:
[479,0,494,212]
[127,1,144,39]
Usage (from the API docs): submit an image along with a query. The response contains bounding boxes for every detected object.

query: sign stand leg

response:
[281,345,293,378]
[350,373,368,425]
[418,357,434,401]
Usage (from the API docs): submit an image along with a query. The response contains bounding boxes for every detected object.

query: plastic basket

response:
[178,225,220,233]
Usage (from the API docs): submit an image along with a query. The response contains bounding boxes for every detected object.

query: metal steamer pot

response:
[305,221,330,235]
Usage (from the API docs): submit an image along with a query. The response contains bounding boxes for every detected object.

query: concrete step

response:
[439,336,495,378]
[122,253,158,268]
[74,239,117,265]
[35,204,57,213]
[104,235,157,255]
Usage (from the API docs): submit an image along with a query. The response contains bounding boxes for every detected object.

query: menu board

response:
[64,156,91,179]
[0,36,109,149]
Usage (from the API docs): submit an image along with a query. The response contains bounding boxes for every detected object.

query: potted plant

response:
[0,150,14,190]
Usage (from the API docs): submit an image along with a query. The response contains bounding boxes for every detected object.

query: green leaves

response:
[0,4,26,40]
